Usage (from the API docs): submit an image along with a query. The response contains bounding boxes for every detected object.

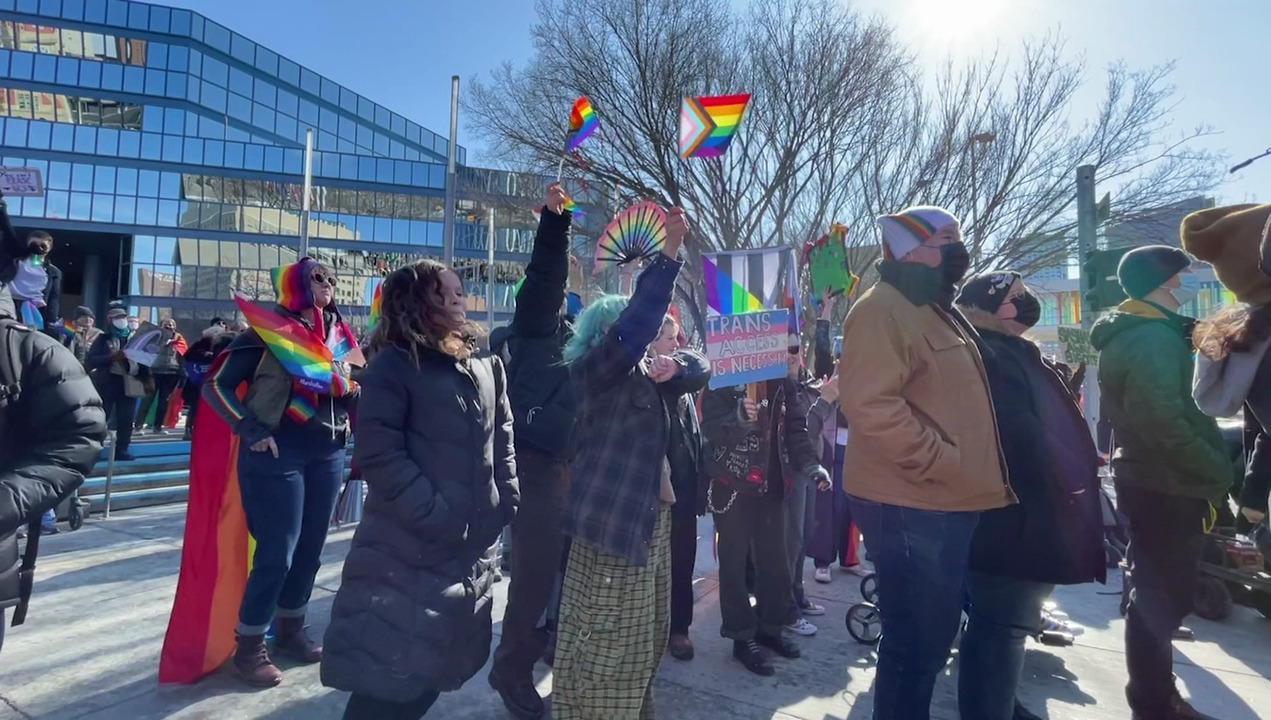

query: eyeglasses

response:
[311,272,338,287]
[788,346,800,355]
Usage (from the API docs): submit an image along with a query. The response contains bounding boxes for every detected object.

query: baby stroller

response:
[845,573,881,645]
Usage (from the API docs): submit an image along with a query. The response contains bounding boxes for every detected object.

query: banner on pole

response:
[706,309,790,389]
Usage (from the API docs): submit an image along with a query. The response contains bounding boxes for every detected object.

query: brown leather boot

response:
[233,633,283,687]
[273,616,322,663]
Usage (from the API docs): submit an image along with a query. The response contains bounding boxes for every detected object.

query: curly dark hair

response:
[368,259,481,364]
[1196,303,1271,360]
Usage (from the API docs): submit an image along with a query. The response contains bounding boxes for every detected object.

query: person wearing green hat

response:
[1090,244,1229,720]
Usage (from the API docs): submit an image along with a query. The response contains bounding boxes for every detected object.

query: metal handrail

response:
[102,430,117,519]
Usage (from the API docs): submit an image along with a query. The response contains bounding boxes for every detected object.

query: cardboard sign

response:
[0,167,44,197]
[705,309,790,390]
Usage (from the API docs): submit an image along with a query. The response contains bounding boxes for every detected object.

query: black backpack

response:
[0,318,41,627]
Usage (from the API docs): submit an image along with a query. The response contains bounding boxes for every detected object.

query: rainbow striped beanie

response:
[877,206,960,260]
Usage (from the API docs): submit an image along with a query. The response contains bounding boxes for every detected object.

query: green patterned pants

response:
[552,506,672,719]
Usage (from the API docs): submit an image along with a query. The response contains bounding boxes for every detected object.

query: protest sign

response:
[0,167,44,196]
[124,326,162,366]
[705,308,790,390]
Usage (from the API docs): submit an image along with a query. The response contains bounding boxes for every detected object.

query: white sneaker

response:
[842,564,871,577]
[800,600,826,616]
[814,567,832,584]
[785,618,818,636]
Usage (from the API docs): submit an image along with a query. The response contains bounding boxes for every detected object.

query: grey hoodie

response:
[1193,335,1271,418]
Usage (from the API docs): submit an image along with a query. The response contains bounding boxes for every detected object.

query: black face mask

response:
[1009,293,1041,328]
[939,242,971,285]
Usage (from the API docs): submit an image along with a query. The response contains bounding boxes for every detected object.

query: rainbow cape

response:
[703,253,763,314]
[159,352,252,684]
[234,293,335,393]
[679,93,751,159]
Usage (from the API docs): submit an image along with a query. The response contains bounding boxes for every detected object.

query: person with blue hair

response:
[551,207,693,720]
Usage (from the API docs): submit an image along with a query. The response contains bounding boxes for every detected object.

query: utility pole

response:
[1075,164,1100,437]
[299,128,313,258]
[442,75,459,267]
[487,207,496,328]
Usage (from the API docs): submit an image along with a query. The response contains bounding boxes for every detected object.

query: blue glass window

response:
[337,115,354,141]
[202,84,227,114]
[284,148,303,175]
[204,140,224,166]
[227,93,251,122]
[159,199,178,226]
[224,142,244,168]
[149,5,170,33]
[375,105,390,129]
[203,56,228,88]
[33,54,56,84]
[191,14,203,42]
[254,80,276,107]
[228,66,251,96]
[92,193,112,222]
[391,114,406,137]
[73,126,96,154]
[204,22,231,53]
[356,124,371,150]
[79,59,101,88]
[170,8,191,36]
[93,165,114,193]
[253,46,278,76]
[162,135,181,162]
[56,57,79,85]
[159,172,179,198]
[50,123,76,151]
[71,163,93,192]
[188,49,202,77]
[275,115,297,143]
[101,62,122,91]
[166,71,187,100]
[9,52,33,81]
[144,68,165,95]
[146,43,168,70]
[252,103,275,133]
[230,33,255,65]
[135,197,157,225]
[127,2,148,31]
[118,129,140,158]
[46,162,71,191]
[357,156,375,182]
[355,96,373,122]
[376,159,393,184]
[320,78,339,104]
[339,87,357,113]
[27,121,50,150]
[97,127,118,155]
[62,0,84,21]
[278,57,300,87]
[163,109,183,135]
[411,164,428,188]
[373,132,389,157]
[337,138,354,154]
[85,0,106,24]
[70,192,92,221]
[340,154,357,180]
[319,152,338,178]
[318,107,337,133]
[300,68,320,97]
[0,50,11,77]
[298,99,318,127]
[123,65,144,93]
[141,106,162,133]
[394,161,411,185]
[429,165,445,189]
[275,88,298,119]
[45,190,68,218]
[167,45,188,72]
[263,146,283,173]
[405,148,419,162]
[389,140,404,160]
[183,137,203,164]
[140,132,161,160]
[112,195,133,224]
[106,0,127,27]
[115,166,136,195]
[244,144,264,170]
[316,131,336,152]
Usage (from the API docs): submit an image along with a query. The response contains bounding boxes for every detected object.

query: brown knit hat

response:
[1180,203,1271,305]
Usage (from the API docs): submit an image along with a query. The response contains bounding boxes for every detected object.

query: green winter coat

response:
[1090,299,1231,503]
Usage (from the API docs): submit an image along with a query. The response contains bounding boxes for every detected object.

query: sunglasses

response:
[311,272,338,287]
[788,346,800,355]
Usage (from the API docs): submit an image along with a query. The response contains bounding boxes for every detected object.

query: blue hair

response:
[563,294,628,364]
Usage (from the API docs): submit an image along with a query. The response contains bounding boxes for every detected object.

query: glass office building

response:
[0,0,594,332]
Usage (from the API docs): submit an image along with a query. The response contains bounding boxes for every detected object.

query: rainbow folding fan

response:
[594,201,667,271]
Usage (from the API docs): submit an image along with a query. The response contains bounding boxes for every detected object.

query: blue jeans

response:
[236,425,345,635]
[41,508,56,532]
[957,573,1053,720]
[847,496,979,720]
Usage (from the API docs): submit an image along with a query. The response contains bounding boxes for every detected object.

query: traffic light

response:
[1082,248,1131,314]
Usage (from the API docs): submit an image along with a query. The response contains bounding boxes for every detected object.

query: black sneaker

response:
[732,639,774,676]
[756,631,801,659]
[487,669,545,720]
[115,451,136,462]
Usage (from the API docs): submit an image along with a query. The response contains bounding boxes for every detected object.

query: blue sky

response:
[165,0,1268,204]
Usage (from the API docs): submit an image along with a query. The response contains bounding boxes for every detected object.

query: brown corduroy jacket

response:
[836,281,1015,512]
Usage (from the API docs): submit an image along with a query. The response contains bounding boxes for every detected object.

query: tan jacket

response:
[837,282,1014,512]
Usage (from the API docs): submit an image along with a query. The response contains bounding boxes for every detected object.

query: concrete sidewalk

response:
[1,505,1268,719]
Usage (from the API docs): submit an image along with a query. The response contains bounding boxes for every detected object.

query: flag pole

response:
[487,207,496,328]
[299,128,313,258]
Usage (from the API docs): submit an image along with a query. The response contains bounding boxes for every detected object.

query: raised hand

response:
[741,398,759,422]
[546,182,567,215]
[648,355,678,383]
[663,207,688,259]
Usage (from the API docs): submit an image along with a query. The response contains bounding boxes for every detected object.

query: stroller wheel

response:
[846,603,882,645]
[1192,576,1233,621]
[860,574,878,604]
[68,503,87,531]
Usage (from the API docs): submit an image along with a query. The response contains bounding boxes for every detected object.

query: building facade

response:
[0,0,594,335]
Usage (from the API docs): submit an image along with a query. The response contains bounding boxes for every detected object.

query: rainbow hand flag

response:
[566,96,599,152]
[703,254,764,315]
[679,93,751,159]
[56,319,77,339]
[234,293,333,394]
[368,281,383,328]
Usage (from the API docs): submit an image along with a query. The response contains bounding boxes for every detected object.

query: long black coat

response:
[961,307,1105,586]
[320,344,519,700]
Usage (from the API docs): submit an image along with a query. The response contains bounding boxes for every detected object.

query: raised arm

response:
[660,347,711,397]
[513,183,572,338]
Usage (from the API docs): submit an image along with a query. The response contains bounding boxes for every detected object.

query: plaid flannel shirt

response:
[565,253,682,566]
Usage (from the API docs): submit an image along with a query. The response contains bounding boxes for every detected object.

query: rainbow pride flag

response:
[703,253,764,315]
[679,93,751,159]
[234,293,333,393]
[566,96,599,152]
[368,281,383,328]
[159,353,251,684]
[56,318,77,339]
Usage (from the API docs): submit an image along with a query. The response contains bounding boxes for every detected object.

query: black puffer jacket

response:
[961,307,1105,586]
[504,207,576,460]
[321,344,518,700]
[1,320,107,608]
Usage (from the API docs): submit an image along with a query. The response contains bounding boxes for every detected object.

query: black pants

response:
[99,376,136,454]
[714,490,793,641]
[138,373,181,429]
[1118,485,1207,716]
[342,691,440,720]
[669,497,698,636]
[491,449,571,684]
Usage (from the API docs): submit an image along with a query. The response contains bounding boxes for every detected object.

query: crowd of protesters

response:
[2,176,1271,720]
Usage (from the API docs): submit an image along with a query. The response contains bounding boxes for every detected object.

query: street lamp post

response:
[968,131,996,268]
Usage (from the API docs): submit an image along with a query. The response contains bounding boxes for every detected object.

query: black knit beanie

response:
[956,271,1021,313]
[1117,246,1190,300]
[74,305,94,320]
